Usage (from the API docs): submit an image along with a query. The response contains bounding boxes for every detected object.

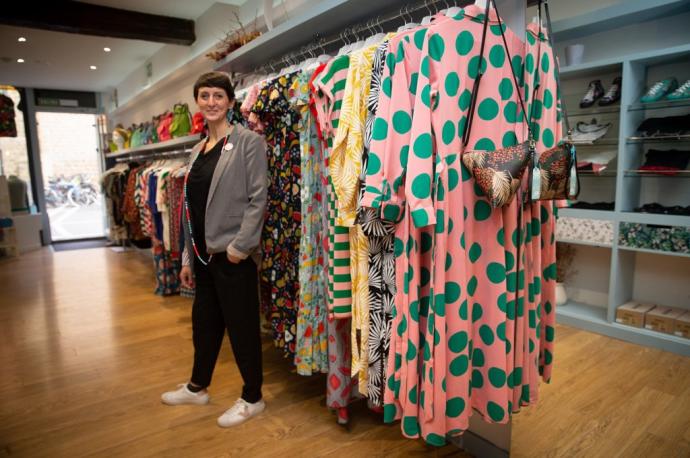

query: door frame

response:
[23,88,105,244]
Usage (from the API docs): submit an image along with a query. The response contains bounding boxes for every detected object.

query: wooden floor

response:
[0,248,688,458]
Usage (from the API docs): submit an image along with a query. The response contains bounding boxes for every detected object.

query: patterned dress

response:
[359,40,398,408]
[312,56,360,408]
[290,70,329,375]
[364,6,559,445]
[251,73,302,357]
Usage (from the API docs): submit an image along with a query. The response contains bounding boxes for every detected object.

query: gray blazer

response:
[182,124,268,268]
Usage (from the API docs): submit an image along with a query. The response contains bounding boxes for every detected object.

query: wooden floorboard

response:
[0,248,688,457]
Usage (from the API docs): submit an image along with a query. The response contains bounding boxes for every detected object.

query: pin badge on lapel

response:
[224,143,234,152]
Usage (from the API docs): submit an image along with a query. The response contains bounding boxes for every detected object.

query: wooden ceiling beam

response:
[2,1,196,46]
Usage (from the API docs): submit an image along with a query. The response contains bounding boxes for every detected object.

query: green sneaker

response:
[666,79,690,101]
[640,77,677,103]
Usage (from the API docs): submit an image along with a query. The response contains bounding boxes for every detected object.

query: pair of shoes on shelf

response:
[161,384,265,428]
[580,77,621,108]
[640,78,690,103]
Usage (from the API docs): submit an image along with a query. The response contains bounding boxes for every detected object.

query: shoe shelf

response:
[578,171,617,177]
[572,139,619,146]
[628,99,690,111]
[617,245,690,259]
[624,169,690,177]
[626,134,690,143]
[568,105,621,117]
[557,238,613,249]
[558,208,616,220]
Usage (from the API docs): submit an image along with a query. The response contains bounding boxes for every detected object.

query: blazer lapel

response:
[206,125,241,210]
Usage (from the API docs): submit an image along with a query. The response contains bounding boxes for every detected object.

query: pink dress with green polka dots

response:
[363,6,559,445]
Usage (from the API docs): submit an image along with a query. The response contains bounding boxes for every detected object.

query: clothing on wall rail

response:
[224,0,562,443]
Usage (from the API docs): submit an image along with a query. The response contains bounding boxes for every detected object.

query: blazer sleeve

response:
[226,134,268,259]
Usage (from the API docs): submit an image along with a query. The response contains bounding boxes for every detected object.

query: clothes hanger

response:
[397,5,418,32]
[446,0,465,17]
[421,0,436,25]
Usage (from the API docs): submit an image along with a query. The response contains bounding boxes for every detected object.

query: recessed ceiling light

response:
[18,37,26,42]
[90,65,97,70]
[17,58,25,63]
[104,47,111,52]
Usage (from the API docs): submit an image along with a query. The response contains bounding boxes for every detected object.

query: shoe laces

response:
[584,83,598,100]
[648,81,665,95]
[603,84,618,98]
[225,398,250,416]
[673,80,690,93]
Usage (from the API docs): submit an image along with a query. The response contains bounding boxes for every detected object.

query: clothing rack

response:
[250,0,455,77]
[114,148,191,163]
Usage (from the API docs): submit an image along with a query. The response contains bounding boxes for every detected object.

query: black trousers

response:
[190,255,263,403]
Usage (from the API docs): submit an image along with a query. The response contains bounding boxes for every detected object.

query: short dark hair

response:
[193,71,235,101]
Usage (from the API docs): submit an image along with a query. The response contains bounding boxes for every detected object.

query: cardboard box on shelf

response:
[645,306,685,334]
[674,311,690,339]
[615,302,655,328]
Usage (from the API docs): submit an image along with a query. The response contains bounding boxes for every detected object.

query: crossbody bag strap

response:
[493,0,542,146]
[543,0,571,136]
[462,0,493,147]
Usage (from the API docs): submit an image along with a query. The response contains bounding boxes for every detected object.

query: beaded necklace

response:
[183,133,230,265]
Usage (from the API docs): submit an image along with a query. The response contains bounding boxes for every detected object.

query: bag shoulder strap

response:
[543,0,571,135]
[462,0,493,147]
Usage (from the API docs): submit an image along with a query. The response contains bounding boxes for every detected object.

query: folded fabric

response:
[635,203,690,216]
[570,201,615,210]
[577,162,609,173]
[636,114,690,137]
[639,149,690,175]
[619,222,690,254]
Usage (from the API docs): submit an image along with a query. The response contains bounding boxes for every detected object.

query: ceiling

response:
[0,0,252,93]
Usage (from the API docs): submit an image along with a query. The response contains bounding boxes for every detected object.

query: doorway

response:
[35,111,105,241]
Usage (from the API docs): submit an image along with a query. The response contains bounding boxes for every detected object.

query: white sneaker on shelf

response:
[161,383,210,406]
[217,398,266,427]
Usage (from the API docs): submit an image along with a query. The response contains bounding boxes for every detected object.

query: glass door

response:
[35,111,105,241]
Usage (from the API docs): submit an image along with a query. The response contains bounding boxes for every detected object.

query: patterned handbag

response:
[529,0,579,201]
[461,0,579,208]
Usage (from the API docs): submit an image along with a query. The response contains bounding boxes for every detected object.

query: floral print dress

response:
[290,70,329,375]
[251,73,302,357]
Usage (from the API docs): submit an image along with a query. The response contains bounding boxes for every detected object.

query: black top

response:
[187,137,224,257]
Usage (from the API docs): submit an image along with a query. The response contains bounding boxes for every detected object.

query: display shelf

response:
[628,98,690,111]
[578,171,617,177]
[572,139,619,146]
[568,105,621,117]
[626,134,690,143]
[618,245,690,259]
[619,211,690,227]
[556,301,690,356]
[556,238,613,249]
[104,134,202,159]
[557,208,616,220]
[624,169,690,177]
[214,0,406,74]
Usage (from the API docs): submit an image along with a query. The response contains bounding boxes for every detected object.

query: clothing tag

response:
[224,142,234,152]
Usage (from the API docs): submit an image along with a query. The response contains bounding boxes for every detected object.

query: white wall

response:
[106,0,322,128]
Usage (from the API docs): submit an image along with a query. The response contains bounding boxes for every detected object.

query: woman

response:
[161,71,268,428]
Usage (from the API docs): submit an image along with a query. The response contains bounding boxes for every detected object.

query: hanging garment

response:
[312,55,361,409]
[362,6,559,444]
[251,73,302,357]
[0,93,17,137]
[359,39,398,408]
[289,69,329,376]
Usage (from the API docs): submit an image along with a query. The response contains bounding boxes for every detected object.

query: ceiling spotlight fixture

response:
[104,47,111,52]
[90,65,97,70]
[18,37,27,42]
[17,58,25,63]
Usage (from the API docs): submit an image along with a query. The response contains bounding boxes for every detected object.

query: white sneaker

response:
[217,398,265,427]
[161,383,210,406]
